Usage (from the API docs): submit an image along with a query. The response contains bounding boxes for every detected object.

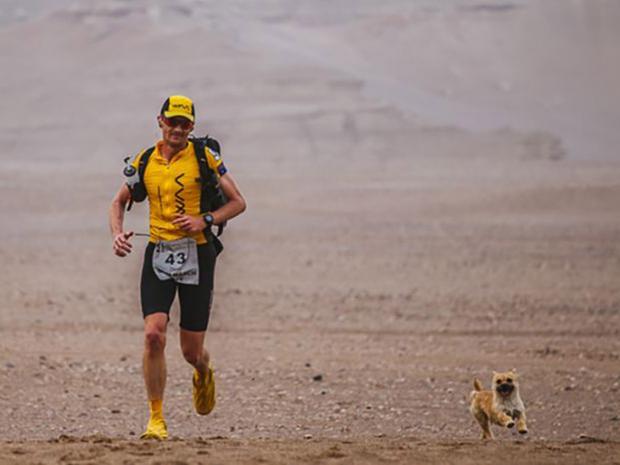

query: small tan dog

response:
[469,369,528,439]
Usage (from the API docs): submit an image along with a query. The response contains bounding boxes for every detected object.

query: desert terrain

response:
[0,1,619,464]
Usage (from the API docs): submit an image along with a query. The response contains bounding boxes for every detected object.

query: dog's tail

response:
[473,378,483,391]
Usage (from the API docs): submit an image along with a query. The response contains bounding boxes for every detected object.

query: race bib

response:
[152,238,199,285]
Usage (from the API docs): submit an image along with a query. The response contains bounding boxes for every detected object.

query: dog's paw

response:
[506,421,515,429]
[518,428,528,435]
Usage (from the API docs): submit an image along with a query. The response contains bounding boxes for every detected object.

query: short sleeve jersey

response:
[132,140,226,245]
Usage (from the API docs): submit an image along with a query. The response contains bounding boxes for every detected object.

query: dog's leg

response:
[515,410,528,434]
[481,416,493,440]
[473,411,493,439]
[497,411,515,429]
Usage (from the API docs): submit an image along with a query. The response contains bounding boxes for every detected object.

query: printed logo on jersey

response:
[174,173,186,214]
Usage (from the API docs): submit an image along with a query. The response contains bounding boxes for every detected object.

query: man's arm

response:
[109,183,134,257]
[211,172,247,225]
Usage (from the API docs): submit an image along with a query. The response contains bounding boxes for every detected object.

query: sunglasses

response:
[161,116,193,130]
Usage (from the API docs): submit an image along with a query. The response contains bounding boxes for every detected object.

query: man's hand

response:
[172,214,206,233]
[113,231,134,257]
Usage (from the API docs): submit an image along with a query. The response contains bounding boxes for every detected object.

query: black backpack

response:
[123,136,228,239]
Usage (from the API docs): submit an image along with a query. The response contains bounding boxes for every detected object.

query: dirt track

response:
[2,436,620,465]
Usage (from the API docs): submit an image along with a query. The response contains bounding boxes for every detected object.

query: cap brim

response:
[163,111,194,122]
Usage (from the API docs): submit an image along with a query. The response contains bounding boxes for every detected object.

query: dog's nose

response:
[497,383,514,394]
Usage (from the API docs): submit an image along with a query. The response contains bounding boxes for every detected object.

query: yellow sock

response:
[149,399,163,420]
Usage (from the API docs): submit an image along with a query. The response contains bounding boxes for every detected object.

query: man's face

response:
[159,115,194,148]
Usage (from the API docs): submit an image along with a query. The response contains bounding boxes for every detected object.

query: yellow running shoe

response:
[140,417,168,440]
[193,365,215,415]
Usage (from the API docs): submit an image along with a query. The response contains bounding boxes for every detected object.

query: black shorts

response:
[141,241,217,331]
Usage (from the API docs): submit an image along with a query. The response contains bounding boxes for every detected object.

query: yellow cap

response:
[160,95,195,122]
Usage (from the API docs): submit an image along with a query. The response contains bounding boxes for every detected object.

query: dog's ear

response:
[512,368,518,373]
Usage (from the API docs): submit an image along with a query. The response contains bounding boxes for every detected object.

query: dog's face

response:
[492,370,519,398]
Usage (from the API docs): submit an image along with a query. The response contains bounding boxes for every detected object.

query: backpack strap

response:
[190,138,227,240]
[137,147,156,185]
[125,146,155,211]
[191,138,218,189]
[205,137,221,155]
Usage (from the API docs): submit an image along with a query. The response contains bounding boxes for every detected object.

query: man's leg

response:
[180,329,209,374]
[144,312,168,400]
[139,241,176,439]
[141,312,169,439]
[180,329,215,415]
[178,241,217,415]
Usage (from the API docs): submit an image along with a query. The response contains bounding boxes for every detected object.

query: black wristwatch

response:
[202,213,214,228]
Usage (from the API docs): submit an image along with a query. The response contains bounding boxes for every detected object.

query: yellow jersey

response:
[132,140,226,245]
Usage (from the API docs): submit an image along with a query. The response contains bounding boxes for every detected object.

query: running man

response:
[109,95,246,439]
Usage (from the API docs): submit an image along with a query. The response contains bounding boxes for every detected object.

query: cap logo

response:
[171,102,191,112]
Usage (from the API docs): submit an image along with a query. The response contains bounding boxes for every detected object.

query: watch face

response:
[204,214,213,225]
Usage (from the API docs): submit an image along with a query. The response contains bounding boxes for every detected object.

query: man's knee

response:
[181,347,203,366]
[144,326,166,353]
[180,328,207,367]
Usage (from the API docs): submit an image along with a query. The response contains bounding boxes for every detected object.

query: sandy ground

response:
[0,1,619,463]
[1,436,620,465]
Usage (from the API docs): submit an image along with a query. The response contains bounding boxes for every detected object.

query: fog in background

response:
[1,0,619,165]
